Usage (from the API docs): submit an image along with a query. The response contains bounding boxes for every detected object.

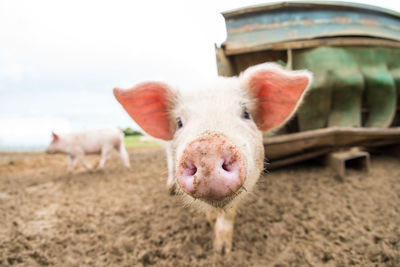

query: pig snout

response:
[177,134,246,202]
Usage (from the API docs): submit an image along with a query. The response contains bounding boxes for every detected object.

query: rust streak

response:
[332,17,351,23]
[300,18,314,25]
[227,18,321,34]
[360,18,380,26]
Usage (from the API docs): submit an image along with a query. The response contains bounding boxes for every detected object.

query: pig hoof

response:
[214,227,233,254]
[214,242,231,255]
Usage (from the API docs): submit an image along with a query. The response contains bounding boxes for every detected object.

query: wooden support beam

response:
[326,149,370,180]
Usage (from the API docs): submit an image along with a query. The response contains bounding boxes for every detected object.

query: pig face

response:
[170,78,264,209]
[45,132,65,154]
[114,63,312,210]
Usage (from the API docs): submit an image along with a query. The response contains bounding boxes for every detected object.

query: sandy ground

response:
[0,146,399,266]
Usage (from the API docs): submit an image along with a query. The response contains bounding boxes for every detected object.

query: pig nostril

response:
[182,161,197,176]
[222,161,233,172]
[188,165,197,176]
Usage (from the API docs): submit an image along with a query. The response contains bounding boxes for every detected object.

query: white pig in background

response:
[114,63,312,254]
[45,128,130,172]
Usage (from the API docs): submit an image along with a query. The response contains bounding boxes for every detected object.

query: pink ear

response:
[52,132,59,141]
[243,64,312,131]
[113,82,175,140]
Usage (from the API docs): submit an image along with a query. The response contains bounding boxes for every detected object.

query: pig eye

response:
[176,117,183,128]
[242,109,251,120]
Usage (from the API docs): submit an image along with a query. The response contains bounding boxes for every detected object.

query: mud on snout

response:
[176,133,247,208]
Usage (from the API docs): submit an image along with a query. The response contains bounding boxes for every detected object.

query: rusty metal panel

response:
[222,1,400,54]
[222,37,400,56]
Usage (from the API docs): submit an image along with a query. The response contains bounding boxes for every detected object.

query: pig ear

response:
[52,132,59,141]
[113,82,176,140]
[241,63,312,132]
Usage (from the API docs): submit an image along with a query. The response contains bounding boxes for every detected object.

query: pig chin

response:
[199,186,246,208]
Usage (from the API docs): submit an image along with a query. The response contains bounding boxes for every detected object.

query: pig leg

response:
[68,155,76,172]
[214,206,237,254]
[206,210,216,228]
[117,142,130,168]
[98,146,112,169]
[76,153,91,170]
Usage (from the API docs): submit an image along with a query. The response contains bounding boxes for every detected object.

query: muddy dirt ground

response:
[0,146,399,266]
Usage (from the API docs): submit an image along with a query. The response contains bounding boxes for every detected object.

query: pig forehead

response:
[181,77,242,98]
[177,79,250,111]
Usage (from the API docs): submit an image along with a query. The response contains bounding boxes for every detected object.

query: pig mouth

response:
[198,186,245,208]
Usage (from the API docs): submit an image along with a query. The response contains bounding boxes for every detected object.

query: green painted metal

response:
[216,1,400,133]
[293,47,400,130]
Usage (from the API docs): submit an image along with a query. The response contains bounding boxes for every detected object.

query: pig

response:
[113,63,312,254]
[45,128,130,172]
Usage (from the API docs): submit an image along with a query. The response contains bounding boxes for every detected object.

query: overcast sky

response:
[1,0,400,150]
